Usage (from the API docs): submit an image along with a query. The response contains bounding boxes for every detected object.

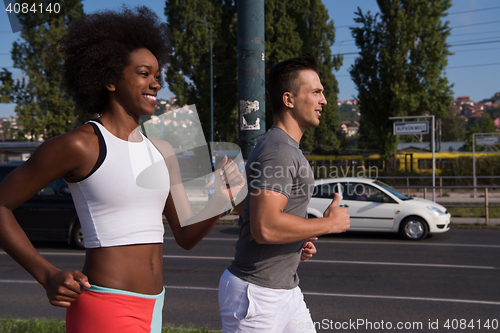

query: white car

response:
[307,177,451,240]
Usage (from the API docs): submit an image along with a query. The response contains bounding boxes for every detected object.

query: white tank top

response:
[67,121,170,248]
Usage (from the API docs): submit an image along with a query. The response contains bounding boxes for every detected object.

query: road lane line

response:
[302,292,500,306]
[0,279,37,284]
[163,285,218,291]
[302,259,497,270]
[164,237,500,249]
[0,280,497,306]
[313,239,500,249]
[0,251,85,256]
[2,252,494,270]
[163,255,233,260]
[161,255,497,270]
[164,237,237,242]
[0,279,218,292]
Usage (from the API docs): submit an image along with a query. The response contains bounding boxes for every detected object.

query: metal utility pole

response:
[237,0,265,160]
[390,115,436,201]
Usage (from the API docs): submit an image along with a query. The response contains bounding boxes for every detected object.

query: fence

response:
[386,181,500,226]
[377,175,500,187]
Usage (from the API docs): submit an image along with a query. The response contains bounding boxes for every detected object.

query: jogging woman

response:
[0,7,244,333]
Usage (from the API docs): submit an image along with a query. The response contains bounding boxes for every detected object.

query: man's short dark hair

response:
[268,53,319,114]
[60,6,170,115]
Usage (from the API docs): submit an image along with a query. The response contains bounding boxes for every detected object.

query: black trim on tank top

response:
[79,120,107,181]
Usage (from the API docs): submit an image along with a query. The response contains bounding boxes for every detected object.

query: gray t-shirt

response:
[227,126,315,289]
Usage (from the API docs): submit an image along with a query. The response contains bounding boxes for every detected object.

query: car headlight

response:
[427,206,446,216]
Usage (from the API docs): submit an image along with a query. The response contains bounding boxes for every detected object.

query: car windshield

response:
[374,180,410,200]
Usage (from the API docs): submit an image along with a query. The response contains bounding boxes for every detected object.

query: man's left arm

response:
[300,237,317,261]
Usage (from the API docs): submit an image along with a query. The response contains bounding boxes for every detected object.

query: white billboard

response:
[393,121,429,135]
[476,136,499,146]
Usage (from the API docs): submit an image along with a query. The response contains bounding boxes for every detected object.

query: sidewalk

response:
[218,214,240,225]
[218,215,500,226]
[437,197,500,203]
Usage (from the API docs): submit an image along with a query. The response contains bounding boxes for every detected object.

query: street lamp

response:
[197,18,214,165]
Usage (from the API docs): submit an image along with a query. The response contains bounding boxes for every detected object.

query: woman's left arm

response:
[152,139,245,249]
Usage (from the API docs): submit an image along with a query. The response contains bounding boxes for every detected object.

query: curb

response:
[217,215,240,226]
[215,216,500,229]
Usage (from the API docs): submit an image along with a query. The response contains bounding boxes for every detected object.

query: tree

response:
[165,0,238,144]
[461,113,499,152]
[440,107,466,142]
[338,103,360,122]
[1,121,16,140]
[486,106,500,121]
[264,0,343,154]
[350,0,453,161]
[165,0,342,152]
[0,0,85,141]
[491,92,500,103]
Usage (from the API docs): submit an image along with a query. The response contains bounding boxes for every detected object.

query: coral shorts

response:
[66,285,164,333]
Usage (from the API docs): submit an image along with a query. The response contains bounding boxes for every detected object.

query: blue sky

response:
[1,0,499,118]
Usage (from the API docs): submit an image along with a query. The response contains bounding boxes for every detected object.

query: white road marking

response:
[164,237,236,242]
[1,252,496,269]
[1,279,497,306]
[0,279,36,284]
[164,236,500,249]
[163,255,233,260]
[0,251,85,256]
[313,239,500,249]
[161,255,497,270]
[301,259,497,270]
[163,285,218,291]
[302,292,500,306]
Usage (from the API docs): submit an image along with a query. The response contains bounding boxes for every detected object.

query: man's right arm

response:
[249,189,350,244]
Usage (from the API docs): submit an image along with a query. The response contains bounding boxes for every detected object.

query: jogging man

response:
[218,53,351,332]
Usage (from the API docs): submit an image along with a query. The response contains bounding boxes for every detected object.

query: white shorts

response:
[218,269,316,333]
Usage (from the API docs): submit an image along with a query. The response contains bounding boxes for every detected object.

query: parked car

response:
[307,177,451,240]
[0,164,84,249]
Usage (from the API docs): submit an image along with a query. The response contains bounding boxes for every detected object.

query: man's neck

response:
[273,116,305,144]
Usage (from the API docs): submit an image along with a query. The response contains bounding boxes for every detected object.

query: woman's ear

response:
[106,83,116,92]
[283,92,294,109]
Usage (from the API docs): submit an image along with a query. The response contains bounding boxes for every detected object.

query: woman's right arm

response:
[0,129,94,307]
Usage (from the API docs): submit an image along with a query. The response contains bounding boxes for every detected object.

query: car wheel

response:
[71,221,85,249]
[400,217,428,240]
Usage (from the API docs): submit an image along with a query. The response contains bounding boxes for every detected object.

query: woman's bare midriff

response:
[82,243,163,295]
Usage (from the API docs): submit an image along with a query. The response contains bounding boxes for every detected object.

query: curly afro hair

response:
[60,6,170,114]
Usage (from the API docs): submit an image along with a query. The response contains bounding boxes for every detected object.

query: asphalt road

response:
[0,226,499,333]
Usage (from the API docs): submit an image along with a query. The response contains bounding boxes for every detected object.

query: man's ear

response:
[106,83,116,92]
[283,92,294,109]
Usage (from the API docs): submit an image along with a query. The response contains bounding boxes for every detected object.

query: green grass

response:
[0,318,220,333]
[0,318,65,333]
[447,206,500,218]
